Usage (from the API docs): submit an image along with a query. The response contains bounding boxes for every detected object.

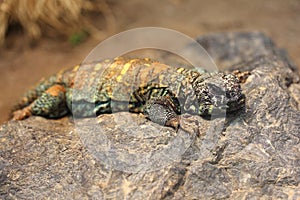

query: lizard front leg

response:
[143,96,181,131]
[13,84,69,120]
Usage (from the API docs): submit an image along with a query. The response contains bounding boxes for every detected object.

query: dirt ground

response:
[0,0,299,123]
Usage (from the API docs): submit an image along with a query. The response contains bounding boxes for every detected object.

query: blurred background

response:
[0,0,299,123]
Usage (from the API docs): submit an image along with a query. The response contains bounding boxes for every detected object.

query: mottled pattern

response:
[12,57,245,128]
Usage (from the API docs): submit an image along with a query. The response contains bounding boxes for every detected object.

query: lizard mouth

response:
[224,93,245,112]
[212,93,245,113]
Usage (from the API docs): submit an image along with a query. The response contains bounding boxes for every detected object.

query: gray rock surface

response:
[1,32,299,199]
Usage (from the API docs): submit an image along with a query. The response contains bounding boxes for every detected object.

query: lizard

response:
[12,57,247,130]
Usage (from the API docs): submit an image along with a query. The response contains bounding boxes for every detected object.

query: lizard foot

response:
[12,106,32,120]
[143,96,180,130]
[12,84,68,120]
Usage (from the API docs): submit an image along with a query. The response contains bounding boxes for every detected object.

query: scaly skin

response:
[12,57,247,129]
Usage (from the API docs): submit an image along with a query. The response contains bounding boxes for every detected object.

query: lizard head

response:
[195,73,245,115]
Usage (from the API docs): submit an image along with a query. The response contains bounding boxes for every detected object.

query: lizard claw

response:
[165,116,180,132]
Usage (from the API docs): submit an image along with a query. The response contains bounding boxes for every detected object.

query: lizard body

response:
[12,57,246,129]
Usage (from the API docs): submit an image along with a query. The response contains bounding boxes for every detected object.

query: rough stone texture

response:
[1,32,299,199]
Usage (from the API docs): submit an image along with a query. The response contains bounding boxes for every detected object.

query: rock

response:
[0,32,299,199]
[196,31,299,72]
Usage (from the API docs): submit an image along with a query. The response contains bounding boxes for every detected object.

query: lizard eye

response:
[226,91,235,98]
